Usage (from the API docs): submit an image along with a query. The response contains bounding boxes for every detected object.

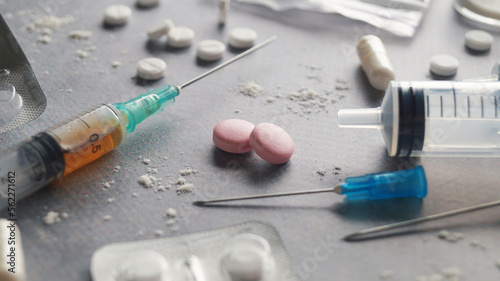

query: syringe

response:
[338,79,500,157]
[0,36,277,210]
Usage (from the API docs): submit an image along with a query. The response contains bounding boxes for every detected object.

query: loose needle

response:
[344,199,500,241]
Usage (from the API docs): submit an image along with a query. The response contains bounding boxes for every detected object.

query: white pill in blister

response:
[137,58,167,80]
[104,5,132,26]
[117,250,169,281]
[357,35,395,91]
[147,19,174,40]
[465,30,493,51]
[137,0,160,8]
[167,27,195,48]
[430,54,459,76]
[197,40,226,61]
[228,27,257,48]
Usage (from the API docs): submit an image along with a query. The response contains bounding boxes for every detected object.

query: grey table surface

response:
[2,0,500,280]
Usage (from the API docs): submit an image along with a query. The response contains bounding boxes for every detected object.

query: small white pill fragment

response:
[104,5,132,26]
[167,26,195,48]
[197,39,226,61]
[357,35,395,91]
[228,27,257,48]
[118,250,169,281]
[147,19,174,40]
[430,54,459,76]
[137,0,160,8]
[0,219,26,281]
[137,58,166,80]
[465,30,493,51]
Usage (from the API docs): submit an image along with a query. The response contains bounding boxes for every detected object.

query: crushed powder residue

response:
[154,230,164,237]
[102,215,112,221]
[37,35,52,44]
[107,197,116,203]
[143,158,151,164]
[239,81,263,97]
[138,174,157,188]
[34,15,74,29]
[102,180,115,189]
[68,29,92,40]
[43,211,60,225]
[176,183,194,193]
[379,270,394,280]
[112,60,122,68]
[179,167,197,176]
[166,208,177,217]
[438,230,464,242]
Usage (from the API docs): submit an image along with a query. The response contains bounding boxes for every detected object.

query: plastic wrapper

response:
[234,0,432,37]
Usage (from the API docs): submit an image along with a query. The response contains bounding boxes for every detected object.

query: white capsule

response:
[167,27,195,48]
[104,5,132,26]
[430,54,459,76]
[147,19,174,40]
[197,40,226,61]
[137,0,160,8]
[0,219,26,281]
[228,27,257,49]
[136,58,167,80]
[357,35,395,91]
[465,30,493,51]
[117,250,169,281]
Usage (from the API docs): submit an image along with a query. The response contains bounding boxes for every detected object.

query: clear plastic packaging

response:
[234,0,432,37]
[91,222,299,281]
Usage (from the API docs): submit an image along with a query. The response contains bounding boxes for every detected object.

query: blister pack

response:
[91,221,300,281]
[0,13,46,133]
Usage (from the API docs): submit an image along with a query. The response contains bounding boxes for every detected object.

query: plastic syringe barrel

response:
[340,166,427,200]
[0,133,64,210]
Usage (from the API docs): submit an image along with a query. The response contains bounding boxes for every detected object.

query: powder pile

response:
[239,81,264,97]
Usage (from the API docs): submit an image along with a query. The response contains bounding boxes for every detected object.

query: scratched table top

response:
[1,0,500,280]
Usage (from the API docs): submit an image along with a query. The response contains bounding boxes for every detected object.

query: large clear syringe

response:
[338,80,500,157]
[0,37,276,210]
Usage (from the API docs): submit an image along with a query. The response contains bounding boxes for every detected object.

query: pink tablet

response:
[249,123,294,164]
[213,119,255,153]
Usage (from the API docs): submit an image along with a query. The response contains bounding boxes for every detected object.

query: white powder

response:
[102,180,115,189]
[166,219,176,226]
[61,212,69,219]
[440,266,461,278]
[266,97,276,103]
[107,197,116,203]
[40,28,52,35]
[379,270,394,280]
[438,230,464,242]
[35,15,74,29]
[138,174,157,188]
[157,185,166,192]
[143,158,151,164]
[179,167,197,176]
[43,211,60,225]
[75,49,91,59]
[37,35,52,44]
[112,60,122,68]
[166,208,177,217]
[175,177,186,185]
[288,88,329,112]
[306,73,322,82]
[132,192,140,197]
[154,230,164,237]
[103,215,112,221]
[239,81,263,97]
[137,230,145,236]
[68,30,92,40]
[66,89,73,93]
[114,165,121,172]
[335,78,350,90]
[176,183,194,193]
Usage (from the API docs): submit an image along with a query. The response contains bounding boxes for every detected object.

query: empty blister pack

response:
[0,13,46,133]
[91,221,300,281]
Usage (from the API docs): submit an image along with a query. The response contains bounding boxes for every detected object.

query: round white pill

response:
[430,54,459,76]
[197,40,226,61]
[104,5,132,26]
[465,30,493,51]
[228,27,257,49]
[167,27,195,48]
[137,0,160,8]
[464,0,500,20]
[118,250,169,281]
[147,19,174,40]
[137,58,167,80]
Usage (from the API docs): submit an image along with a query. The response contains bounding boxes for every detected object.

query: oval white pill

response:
[118,250,169,281]
[197,40,226,61]
[147,19,174,40]
[465,30,493,51]
[228,27,257,49]
[104,5,132,26]
[137,0,160,8]
[167,27,195,48]
[137,58,167,80]
[357,35,395,91]
[430,54,459,76]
